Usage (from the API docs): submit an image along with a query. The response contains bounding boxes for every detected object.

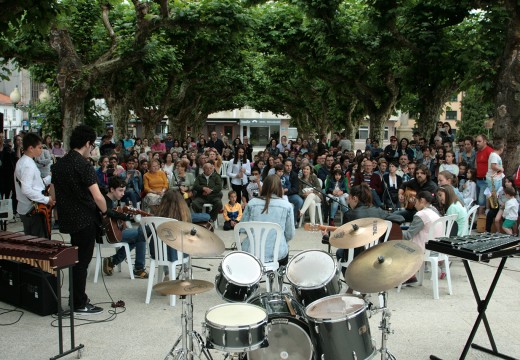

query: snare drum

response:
[215,251,263,302]
[204,303,268,352]
[286,250,341,306]
[305,294,376,360]
[247,293,314,360]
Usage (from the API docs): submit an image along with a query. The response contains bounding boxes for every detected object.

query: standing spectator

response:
[151,135,166,154]
[439,150,459,176]
[227,146,251,203]
[164,132,174,153]
[462,168,477,208]
[106,127,115,143]
[207,131,224,155]
[338,132,352,152]
[14,133,55,238]
[486,141,505,201]
[99,135,115,156]
[0,133,16,207]
[223,191,242,230]
[317,134,328,154]
[277,135,291,153]
[330,132,341,149]
[222,136,234,155]
[52,140,67,158]
[192,162,223,222]
[35,139,53,178]
[420,146,436,175]
[266,139,280,157]
[501,186,519,235]
[474,134,494,214]
[122,133,135,154]
[52,125,107,315]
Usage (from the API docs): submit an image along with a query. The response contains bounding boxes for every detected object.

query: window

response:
[446,111,457,120]
[223,125,233,139]
[449,94,458,102]
[384,126,389,140]
[356,126,369,140]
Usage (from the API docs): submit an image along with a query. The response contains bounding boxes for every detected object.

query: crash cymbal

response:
[156,220,225,256]
[345,240,423,293]
[330,218,388,249]
[153,279,214,296]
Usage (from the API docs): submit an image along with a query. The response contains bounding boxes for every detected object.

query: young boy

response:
[502,186,519,235]
[223,191,242,231]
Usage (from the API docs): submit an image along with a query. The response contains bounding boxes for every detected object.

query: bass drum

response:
[306,294,376,360]
[286,249,341,306]
[247,292,314,360]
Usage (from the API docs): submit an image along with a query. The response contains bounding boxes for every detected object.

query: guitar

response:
[304,221,404,241]
[104,206,152,244]
[402,188,417,210]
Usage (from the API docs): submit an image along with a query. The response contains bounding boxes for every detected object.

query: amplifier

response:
[0,260,30,306]
[20,267,58,316]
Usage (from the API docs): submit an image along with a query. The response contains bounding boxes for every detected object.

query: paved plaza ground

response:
[1,205,520,360]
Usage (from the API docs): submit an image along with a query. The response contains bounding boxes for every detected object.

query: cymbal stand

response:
[164,231,213,360]
[377,291,396,360]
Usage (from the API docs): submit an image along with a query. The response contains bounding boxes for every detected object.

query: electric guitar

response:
[104,206,152,244]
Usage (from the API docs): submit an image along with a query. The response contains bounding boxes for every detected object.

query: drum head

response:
[206,303,267,327]
[248,321,313,360]
[306,294,365,321]
[287,250,336,288]
[222,251,263,285]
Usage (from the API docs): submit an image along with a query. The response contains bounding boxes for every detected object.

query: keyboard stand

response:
[430,257,518,360]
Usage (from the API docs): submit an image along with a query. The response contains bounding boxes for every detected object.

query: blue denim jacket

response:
[240,196,294,261]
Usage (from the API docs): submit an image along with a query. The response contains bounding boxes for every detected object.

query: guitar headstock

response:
[303,223,323,232]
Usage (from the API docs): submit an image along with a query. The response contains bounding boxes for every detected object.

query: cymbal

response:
[345,240,424,293]
[153,279,214,296]
[156,220,225,256]
[330,218,388,249]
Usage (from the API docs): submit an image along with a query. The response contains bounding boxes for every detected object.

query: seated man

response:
[102,177,148,279]
[192,162,223,222]
[122,157,142,207]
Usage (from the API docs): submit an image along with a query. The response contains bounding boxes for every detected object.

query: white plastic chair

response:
[463,205,479,236]
[234,222,283,292]
[220,160,230,188]
[398,214,457,299]
[93,238,135,283]
[140,217,188,306]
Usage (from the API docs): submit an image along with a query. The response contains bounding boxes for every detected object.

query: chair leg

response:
[145,260,156,304]
[444,255,453,295]
[94,243,101,284]
[123,244,135,280]
[431,260,439,300]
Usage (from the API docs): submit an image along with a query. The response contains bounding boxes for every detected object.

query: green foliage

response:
[458,86,494,139]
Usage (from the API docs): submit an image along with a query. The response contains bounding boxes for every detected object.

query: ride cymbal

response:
[153,279,214,296]
[330,218,388,249]
[156,220,225,256]
[345,240,423,293]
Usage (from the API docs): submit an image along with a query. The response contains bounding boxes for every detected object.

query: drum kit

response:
[152,218,423,360]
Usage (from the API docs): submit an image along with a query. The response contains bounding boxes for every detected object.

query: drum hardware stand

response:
[164,231,213,360]
[377,291,396,360]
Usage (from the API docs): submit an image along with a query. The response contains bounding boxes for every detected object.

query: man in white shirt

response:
[14,133,55,238]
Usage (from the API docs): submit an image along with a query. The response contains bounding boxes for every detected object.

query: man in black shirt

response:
[396,164,438,222]
[207,131,225,155]
[52,125,107,315]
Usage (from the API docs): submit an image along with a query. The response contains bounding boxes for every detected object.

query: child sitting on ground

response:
[223,191,242,231]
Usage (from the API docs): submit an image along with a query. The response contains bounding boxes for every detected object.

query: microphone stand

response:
[299,177,349,212]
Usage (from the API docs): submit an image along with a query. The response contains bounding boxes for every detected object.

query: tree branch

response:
[96,3,117,64]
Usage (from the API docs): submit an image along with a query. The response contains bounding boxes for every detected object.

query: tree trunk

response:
[493,0,520,175]
[105,96,130,140]
[416,85,457,141]
[60,87,87,151]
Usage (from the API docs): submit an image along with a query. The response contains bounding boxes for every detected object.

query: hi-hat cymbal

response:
[345,240,423,293]
[156,221,225,256]
[153,279,214,296]
[330,218,388,249]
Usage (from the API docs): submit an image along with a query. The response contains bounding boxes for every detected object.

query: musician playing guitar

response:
[102,177,149,279]
[14,133,56,238]
[396,164,438,222]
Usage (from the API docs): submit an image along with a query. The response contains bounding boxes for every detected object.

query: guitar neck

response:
[303,223,338,232]
[121,206,152,217]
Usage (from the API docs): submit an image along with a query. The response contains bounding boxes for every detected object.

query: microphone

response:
[299,178,313,188]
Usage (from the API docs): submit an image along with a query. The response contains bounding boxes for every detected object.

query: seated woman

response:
[142,159,168,212]
[298,164,323,224]
[151,190,210,280]
[326,169,349,226]
[336,183,405,274]
[170,159,196,202]
[437,185,468,236]
[240,175,294,266]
